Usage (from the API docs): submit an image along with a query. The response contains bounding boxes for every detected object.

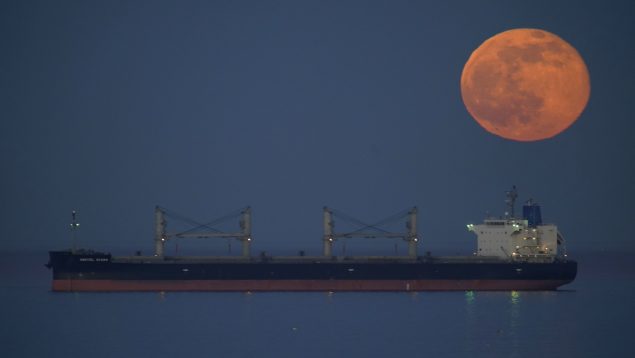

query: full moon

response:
[461,28,590,141]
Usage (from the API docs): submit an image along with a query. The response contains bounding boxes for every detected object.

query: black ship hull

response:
[47,251,577,292]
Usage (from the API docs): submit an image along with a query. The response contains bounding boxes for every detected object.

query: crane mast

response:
[154,206,251,258]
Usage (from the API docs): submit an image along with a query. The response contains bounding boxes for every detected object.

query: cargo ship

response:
[47,188,577,292]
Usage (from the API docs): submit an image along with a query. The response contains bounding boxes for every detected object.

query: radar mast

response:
[505,186,518,218]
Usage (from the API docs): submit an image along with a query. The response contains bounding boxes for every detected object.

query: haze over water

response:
[2,250,632,357]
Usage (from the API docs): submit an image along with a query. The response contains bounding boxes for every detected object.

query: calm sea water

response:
[1,251,633,358]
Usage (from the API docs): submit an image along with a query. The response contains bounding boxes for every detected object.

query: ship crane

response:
[154,206,251,258]
[323,207,419,258]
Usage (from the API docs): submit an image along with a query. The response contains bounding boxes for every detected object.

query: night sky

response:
[2,0,634,255]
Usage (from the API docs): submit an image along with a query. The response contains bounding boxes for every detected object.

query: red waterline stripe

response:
[52,279,572,292]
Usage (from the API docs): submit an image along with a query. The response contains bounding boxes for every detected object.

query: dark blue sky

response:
[2,0,633,254]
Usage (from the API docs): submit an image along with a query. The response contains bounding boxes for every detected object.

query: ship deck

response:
[110,255,512,264]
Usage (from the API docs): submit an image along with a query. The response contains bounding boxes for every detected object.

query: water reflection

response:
[510,290,520,305]
[464,290,478,355]
[465,290,475,304]
[508,291,521,358]
[243,291,254,303]
[409,292,419,302]
[325,291,334,302]
[462,290,525,357]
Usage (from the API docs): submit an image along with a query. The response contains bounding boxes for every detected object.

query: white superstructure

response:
[466,187,565,263]
[467,219,558,262]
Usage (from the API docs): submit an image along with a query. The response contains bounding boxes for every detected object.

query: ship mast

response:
[505,185,518,218]
[70,210,80,253]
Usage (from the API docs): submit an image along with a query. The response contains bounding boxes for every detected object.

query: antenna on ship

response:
[70,210,80,253]
[505,186,518,218]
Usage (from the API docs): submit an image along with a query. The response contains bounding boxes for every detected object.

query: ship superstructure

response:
[467,186,567,263]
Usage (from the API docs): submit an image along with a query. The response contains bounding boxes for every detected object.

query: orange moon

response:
[461,28,590,141]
